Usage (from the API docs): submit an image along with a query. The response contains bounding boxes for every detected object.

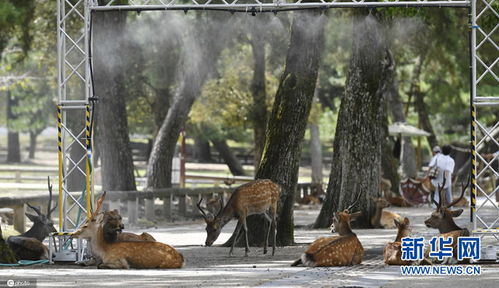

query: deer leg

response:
[242,217,250,257]
[263,212,273,255]
[229,220,243,257]
[271,209,277,256]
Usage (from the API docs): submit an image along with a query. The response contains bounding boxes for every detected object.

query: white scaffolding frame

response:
[56,0,498,259]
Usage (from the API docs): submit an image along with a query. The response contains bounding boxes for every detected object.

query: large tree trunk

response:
[314,11,388,229]
[146,14,231,190]
[93,10,136,191]
[227,9,326,247]
[249,26,267,171]
[193,135,213,163]
[211,138,246,176]
[6,89,20,163]
[28,131,38,159]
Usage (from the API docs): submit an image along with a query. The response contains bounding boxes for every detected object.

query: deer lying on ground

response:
[7,177,57,260]
[0,224,17,264]
[291,194,364,267]
[74,192,183,269]
[371,197,404,229]
[380,178,411,207]
[102,210,155,243]
[197,179,280,257]
[384,217,412,265]
[424,179,470,264]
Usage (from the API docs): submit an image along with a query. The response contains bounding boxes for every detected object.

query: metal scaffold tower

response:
[470,0,499,243]
[56,0,497,261]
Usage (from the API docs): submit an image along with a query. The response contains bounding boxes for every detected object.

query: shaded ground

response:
[0,205,498,287]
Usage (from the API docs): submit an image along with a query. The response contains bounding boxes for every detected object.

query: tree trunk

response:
[146,15,231,190]
[228,9,326,247]
[310,123,323,186]
[193,136,213,163]
[385,52,417,178]
[211,138,246,176]
[249,26,267,171]
[28,131,38,159]
[314,11,388,229]
[6,89,20,163]
[93,11,136,191]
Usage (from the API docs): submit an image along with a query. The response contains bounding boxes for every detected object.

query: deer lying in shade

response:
[102,210,155,243]
[7,177,57,261]
[371,197,404,229]
[74,192,183,269]
[197,179,280,257]
[291,194,364,267]
[424,178,470,264]
[384,217,412,265]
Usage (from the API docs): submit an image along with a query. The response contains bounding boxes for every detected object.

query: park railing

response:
[0,183,316,233]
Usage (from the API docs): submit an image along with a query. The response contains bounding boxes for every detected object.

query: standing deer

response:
[74,192,183,269]
[291,194,364,267]
[7,177,57,260]
[370,197,404,229]
[424,179,470,264]
[197,179,280,257]
[383,217,412,265]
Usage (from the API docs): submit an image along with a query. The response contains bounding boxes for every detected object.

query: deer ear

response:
[403,217,410,225]
[25,213,38,222]
[450,209,463,217]
[394,219,401,227]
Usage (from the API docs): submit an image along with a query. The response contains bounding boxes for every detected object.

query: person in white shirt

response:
[429,145,455,206]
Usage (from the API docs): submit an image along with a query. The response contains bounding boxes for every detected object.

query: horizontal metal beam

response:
[90,2,471,12]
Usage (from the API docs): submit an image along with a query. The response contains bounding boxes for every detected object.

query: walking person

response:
[428,145,455,206]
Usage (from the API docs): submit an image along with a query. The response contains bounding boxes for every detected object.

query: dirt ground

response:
[0,205,498,287]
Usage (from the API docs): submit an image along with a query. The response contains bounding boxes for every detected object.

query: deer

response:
[197,179,280,257]
[102,210,156,243]
[7,177,57,260]
[73,192,183,269]
[383,217,412,265]
[424,178,470,264]
[0,224,17,264]
[291,193,364,267]
[371,197,404,229]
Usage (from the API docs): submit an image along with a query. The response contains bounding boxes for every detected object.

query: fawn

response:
[383,217,412,265]
[197,179,280,257]
[7,177,57,260]
[74,192,183,269]
[291,194,364,267]
[371,197,404,229]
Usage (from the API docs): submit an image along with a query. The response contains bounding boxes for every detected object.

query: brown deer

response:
[380,178,411,207]
[197,179,280,257]
[371,197,404,229]
[424,178,470,264]
[74,192,183,269]
[102,210,155,243]
[383,217,412,265]
[7,177,57,260]
[291,194,364,267]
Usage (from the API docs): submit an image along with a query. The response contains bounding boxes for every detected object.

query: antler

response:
[91,191,107,219]
[446,177,470,208]
[26,203,42,216]
[196,198,210,220]
[216,197,224,216]
[436,178,447,208]
[346,189,362,212]
[47,176,58,218]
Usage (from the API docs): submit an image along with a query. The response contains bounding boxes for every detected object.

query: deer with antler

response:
[197,179,280,257]
[291,193,364,267]
[7,177,57,260]
[384,217,412,265]
[73,192,183,269]
[424,178,470,264]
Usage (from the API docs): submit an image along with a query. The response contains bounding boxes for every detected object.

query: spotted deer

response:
[424,179,470,264]
[197,179,280,257]
[74,192,183,269]
[7,177,57,260]
[371,197,404,229]
[383,217,412,265]
[291,194,364,267]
